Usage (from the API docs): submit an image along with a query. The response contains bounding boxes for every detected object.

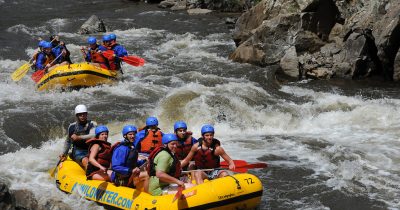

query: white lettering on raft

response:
[71,182,133,208]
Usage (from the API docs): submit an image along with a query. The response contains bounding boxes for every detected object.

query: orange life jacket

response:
[193,138,221,169]
[147,146,181,179]
[139,129,163,154]
[175,131,195,160]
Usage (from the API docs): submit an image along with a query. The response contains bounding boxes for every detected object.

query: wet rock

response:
[306,67,334,80]
[42,199,72,210]
[78,15,106,35]
[187,8,213,15]
[394,49,400,81]
[13,189,38,210]
[279,46,299,78]
[159,0,177,8]
[171,0,187,10]
[0,181,13,210]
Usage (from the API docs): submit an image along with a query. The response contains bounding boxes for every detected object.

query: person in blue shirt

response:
[134,117,164,155]
[111,125,149,191]
[109,33,128,70]
[35,41,56,71]
[83,36,110,69]
[49,35,71,64]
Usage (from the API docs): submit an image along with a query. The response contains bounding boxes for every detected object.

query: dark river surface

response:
[0,0,399,209]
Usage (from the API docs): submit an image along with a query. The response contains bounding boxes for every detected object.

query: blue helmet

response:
[95,125,109,137]
[201,124,214,135]
[38,40,46,47]
[146,117,158,127]
[162,133,178,144]
[109,33,116,40]
[122,125,137,136]
[42,42,52,49]
[87,36,97,45]
[102,35,111,42]
[174,121,187,131]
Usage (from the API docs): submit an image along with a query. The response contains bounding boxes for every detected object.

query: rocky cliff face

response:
[230,0,400,81]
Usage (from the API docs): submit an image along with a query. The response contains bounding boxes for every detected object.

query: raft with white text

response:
[36,62,118,91]
[54,159,263,209]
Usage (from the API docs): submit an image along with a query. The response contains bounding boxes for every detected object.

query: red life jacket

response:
[103,49,118,70]
[140,129,163,154]
[147,146,181,179]
[175,131,195,160]
[89,48,110,69]
[86,138,112,167]
[193,138,221,169]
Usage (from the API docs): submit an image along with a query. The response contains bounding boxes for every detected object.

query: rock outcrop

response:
[230,0,400,81]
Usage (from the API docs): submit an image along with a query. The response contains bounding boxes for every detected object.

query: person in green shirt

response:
[147,133,187,196]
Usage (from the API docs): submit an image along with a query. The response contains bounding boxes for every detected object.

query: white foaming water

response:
[7,24,50,36]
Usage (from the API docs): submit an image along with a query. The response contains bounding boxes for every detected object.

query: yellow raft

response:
[36,62,118,91]
[54,159,263,210]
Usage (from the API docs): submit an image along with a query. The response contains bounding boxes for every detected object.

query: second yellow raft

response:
[36,62,118,91]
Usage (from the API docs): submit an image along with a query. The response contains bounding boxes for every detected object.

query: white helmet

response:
[74,104,88,115]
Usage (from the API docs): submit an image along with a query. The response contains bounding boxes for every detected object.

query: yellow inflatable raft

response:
[54,159,263,210]
[36,62,118,91]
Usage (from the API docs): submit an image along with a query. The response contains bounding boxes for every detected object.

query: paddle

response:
[49,159,63,178]
[172,186,183,203]
[31,53,63,83]
[221,160,268,169]
[182,160,268,174]
[102,51,145,67]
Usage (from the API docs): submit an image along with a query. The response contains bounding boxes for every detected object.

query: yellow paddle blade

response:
[11,63,32,81]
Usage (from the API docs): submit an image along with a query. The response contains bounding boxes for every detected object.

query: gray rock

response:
[171,0,187,10]
[394,49,400,81]
[159,0,177,8]
[0,181,13,210]
[280,46,299,78]
[187,8,213,15]
[13,190,38,210]
[78,15,106,35]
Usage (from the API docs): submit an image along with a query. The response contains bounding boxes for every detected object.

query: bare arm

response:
[156,170,184,187]
[180,143,198,168]
[88,144,106,171]
[215,146,235,170]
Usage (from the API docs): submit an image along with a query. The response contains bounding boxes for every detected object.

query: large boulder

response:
[78,15,107,35]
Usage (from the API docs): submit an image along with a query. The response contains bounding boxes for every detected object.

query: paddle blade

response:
[220,160,268,171]
[121,55,145,67]
[11,63,31,81]
[31,70,45,83]
[172,186,183,203]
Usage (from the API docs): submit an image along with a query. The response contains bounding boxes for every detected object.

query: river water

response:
[0,0,399,209]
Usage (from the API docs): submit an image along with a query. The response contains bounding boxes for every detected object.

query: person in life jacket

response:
[34,41,56,72]
[100,34,119,71]
[173,121,198,162]
[111,125,149,191]
[83,36,110,69]
[60,104,97,170]
[134,117,164,155]
[108,33,128,70]
[148,133,193,196]
[181,124,236,184]
[49,35,72,65]
[30,40,46,70]
[86,125,113,181]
